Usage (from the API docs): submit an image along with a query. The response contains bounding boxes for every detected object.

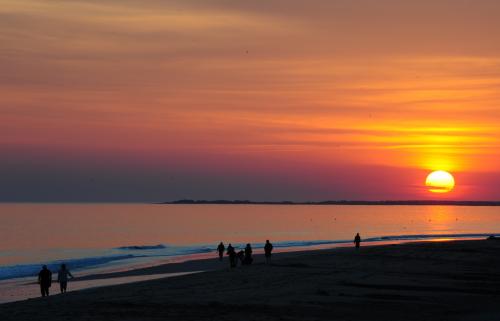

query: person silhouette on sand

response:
[354,233,361,250]
[237,250,245,265]
[38,265,52,297]
[226,243,236,268]
[57,264,74,293]
[264,240,273,264]
[243,243,253,265]
[217,242,225,261]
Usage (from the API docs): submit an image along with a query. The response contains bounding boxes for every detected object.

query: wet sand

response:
[1,239,499,321]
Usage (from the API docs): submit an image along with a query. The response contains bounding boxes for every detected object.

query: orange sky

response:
[1,0,499,201]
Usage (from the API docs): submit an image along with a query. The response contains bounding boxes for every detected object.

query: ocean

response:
[0,203,499,302]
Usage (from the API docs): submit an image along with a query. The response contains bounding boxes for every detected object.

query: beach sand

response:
[1,239,499,321]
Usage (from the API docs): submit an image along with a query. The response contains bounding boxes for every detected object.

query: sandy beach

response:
[1,239,499,321]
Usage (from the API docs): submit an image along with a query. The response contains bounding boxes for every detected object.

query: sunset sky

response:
[1,0,500,201]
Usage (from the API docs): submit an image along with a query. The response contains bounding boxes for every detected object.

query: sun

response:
[425,170,455,193]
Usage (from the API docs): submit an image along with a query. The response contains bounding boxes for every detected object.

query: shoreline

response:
[1,239,500,320]
[3,232,498,282]
[0,241,364,304]
[2,235,499,304]
[50,236,497,282]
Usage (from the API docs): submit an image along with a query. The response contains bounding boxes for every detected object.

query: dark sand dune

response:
[1,240,500,321]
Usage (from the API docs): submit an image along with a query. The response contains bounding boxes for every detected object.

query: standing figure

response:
[237,250,245,265]
[243,243,253,265]
[38,265,52,297]
[354,233,361,250]
[57,264,74,293]
[226,243,237,268]
[264,240,273,264]
[217,242,225,261]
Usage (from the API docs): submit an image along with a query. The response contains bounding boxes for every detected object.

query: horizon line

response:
[162,199,500,206]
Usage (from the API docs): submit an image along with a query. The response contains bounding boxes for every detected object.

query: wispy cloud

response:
[1,0,500,200]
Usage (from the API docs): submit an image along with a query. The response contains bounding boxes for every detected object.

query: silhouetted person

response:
[243,243,253,265]
[217,242,225,261]
[354,233,361,250]
[226,243,236,268]
[38,265,52,297]
[237,250,245,265]
[264,240,273,264]
[57,264,74,293]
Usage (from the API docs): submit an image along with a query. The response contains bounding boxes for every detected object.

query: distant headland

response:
[161,200,500,206]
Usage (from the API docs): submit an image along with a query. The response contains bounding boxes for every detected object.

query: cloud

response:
[1,0,500,200]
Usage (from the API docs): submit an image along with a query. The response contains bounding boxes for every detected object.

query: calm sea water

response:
[1,203,499,283]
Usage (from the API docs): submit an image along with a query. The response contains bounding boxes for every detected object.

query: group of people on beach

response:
[37,264,74,297]
[217,240,274,268]
[36,234,361,297]
[217,234,362,268]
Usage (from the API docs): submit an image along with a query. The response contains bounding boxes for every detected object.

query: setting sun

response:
[425,171,455,193]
